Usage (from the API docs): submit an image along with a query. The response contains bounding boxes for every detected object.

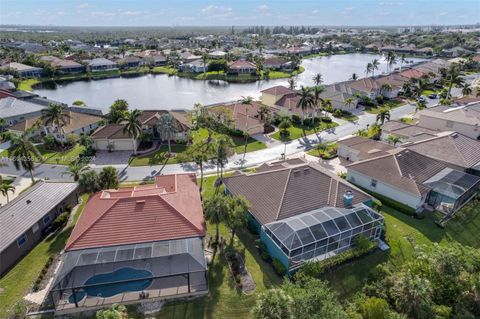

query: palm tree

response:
[386,134,402,146]
[371,59,380,76]
[296,86,314,125]
[386,51,397,73]
[99,166,119,189]
[415,100,427,113]
[40,103,70,141]
[365,63,373,77]
[344,97,355,110]
[287,78,296,90]
[321,98,332,116]
[227,195,250,244]
[214,135,233,180]
[350,73,358,81]
[376,108,391,125]
[379,83,393,97]
[257,105,271,122]
[278,116,291,138]
[412,77,429,98]
[444,64,464,99]
[201,53,208,78]
[399,54,406,71]
[312,86,324,117]
[240,96,254,160]
[0,183,15,203]
[157,113,180,156]
[61,161,89,181]
[312,73,323,86]
[315,141,329,158]
[461,83,472,96]
[203,193,230,248]
[8,134,41,183]
[118,109,142,155]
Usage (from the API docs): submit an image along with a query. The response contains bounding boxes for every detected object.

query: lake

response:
[33,53,427,111]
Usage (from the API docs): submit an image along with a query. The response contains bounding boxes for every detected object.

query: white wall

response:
[347,169,424,210]
[337,144,360,161]
[418,115,480,140]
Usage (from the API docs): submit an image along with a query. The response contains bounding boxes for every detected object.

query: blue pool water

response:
[68,267,152,304]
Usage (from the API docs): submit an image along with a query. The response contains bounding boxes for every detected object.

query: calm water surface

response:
[33,53,427,111]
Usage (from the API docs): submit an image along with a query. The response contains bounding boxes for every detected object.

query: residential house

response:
[415,103,480,140]
[346,149,480,213]
[178,59,207,73]
[150,54,167,66]
[347,78,380,99]
[1,62,43,77]
[88,58,118,72]
[260,85,316,117]
[40,56,85,74]
[208,101,266,135]
[0,181,78,275]
[0,75,15,91]
[398,68,427,81]
[208,50,227,59]
[91,124,135,151]
[263,57,292,71]
[0,96,45,125]
[442,47,474,57]
[48,174,208,314]
[260,85,297,107]
[117,56,143,69]
[381,120,439,143]
[9,109,103,142]
[320,82,358,111]
[223,160,382,273]
[337,136,396,162]
[136,110,190,140]
[179,52,202,63]
[374,73,409,98]
[227,60,257,75]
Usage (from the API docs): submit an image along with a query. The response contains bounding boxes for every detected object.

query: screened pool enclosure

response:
[49,237,208,312]
[262,205,384,271]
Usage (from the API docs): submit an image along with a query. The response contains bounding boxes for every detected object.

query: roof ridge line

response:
[156,194,203,234]
[327,178,333,206]
[65,196,119,250]
[276,169,292,221]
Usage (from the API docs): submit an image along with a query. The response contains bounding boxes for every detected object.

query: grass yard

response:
[364,99,405,114]
[307,142,338,159]
[323,204,480,298]
[192,128,267,154]
[271,121,338,142]
[0,144,85,166]
[129,144,187,166]
[333,114,359,122]
[17,79,40,91]
[154,175,282,319]
[151,66,178,75]
[0,194,89,318]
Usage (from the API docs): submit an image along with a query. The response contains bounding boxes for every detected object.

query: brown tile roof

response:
[339,136,396,159]
[398,68,426,79]
[91,124,131,139]
[136,110,191,131]
[260,85,296,96]
[349,78,380,93]
[223,163,372,225]
[382,121,439,141]
[264,57,288,67]
[229,60,256,70]
[347,149,450,196]
[404,132,480,169]
[65,174,205,251]
[10,110,102,133]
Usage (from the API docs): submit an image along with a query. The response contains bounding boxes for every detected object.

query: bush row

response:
[32,256,54,292]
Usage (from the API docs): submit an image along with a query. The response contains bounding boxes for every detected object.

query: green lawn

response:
[192,128,266,154]
[364,99,405,114]
[271,121,338,142]
[307,142,338,159]
[421,89,438,96]
[0,144,85,166]
[0,194,89,318]
[333,114,359,122]
[17,79,40,91]
[155,175,282,319]
[129,144,187,166]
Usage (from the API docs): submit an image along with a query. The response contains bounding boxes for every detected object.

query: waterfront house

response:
[1,62,43,78]
[49,173,208,314]
[374,74,409,98]
[227,60,257,75]
[117,56,143,69]
[9,109,103,142]
[319,82,359,111]
[0,96,46,125]
[91,124,137,152]
[263,57,292,71]
[88,58,118,72]
[40,56,85,74]
[208,50,227,59]
[347,78,380,99]
[346,149,480,213]
[207,101,266,135]
[223,160,381,273]
[260,85,297,107]
[178,59,207,73]
[0,181,79,275]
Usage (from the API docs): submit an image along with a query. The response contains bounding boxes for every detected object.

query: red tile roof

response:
[228,60,256,70]
[65,173,205,251]
[398,68,426,79]
[261,85,295,96]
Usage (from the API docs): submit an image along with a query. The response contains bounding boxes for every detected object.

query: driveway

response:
[90,151,132,166]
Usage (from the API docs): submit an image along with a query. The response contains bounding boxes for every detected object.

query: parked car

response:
[428,93,437,99]
[418,96,426,102]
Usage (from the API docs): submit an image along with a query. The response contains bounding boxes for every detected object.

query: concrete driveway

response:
[90,151,132,166]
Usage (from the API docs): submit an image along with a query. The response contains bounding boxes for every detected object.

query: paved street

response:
[0,102,417,181]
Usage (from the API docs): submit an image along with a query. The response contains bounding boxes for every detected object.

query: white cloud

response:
[379,1,404,6]
[256,5,269,13]
[91,11,115,18]
[122,10,142,16]
[76,2,89,9]
[201,5,233,18]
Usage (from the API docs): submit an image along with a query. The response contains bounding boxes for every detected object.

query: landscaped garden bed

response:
[225,251,256,294]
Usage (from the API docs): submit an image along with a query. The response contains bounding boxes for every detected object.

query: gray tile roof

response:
[0,97,45,119]
[224,163,372,225]
[0,181,78,253]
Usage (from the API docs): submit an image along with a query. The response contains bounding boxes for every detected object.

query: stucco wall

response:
[418,115,480,140]
[337,144,361,161]
[347,169,424,209]
[261,93,278,107]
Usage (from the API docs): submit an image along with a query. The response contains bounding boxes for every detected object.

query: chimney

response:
[343,190,354,208]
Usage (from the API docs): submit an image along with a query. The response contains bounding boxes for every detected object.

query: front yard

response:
[270,121,338,142]
[192,128,267,154]
[0,194,89,318]
[129,145,187,166]
[364,99,405,114]
[0,144,85,166]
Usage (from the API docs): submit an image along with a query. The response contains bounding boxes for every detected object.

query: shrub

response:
[43,135,57,150]
[320,116,332,123]
[375,95,384,104]
[229,129,244,138]
[333,109,343,117]
[272,258,286,276]
[51,211,70,232]
[291,114,301,124]
[65,133,79,146]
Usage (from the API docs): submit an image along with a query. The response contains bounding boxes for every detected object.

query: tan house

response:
[208,101,266,135]
[91,124,136,151]
[337,136,396,162]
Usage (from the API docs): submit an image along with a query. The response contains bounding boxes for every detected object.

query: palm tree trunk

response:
[167,139,172,154]
[29,170,35,183]
[6,193,9,203]
[132,138,137,155]
[230,227,236,245]
[216,223,220,243]
[199,162,204,193]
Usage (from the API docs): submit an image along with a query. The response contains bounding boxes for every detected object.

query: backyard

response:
[270,121,338,142]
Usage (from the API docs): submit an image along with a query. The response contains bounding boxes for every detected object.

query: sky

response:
[0,0,479,27]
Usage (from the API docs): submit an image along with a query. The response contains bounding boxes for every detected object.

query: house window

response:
[446,120,454,128]
[370,179,378,188]
[17,234,27,247]
[32,222,39,233]
[43,215,51,226]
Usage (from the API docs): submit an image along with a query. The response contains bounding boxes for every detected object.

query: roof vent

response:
[303,168,310,174]
[343,190,354,208]
[293,170,301,176]
[26,199,31,204]
[136,200,146,205]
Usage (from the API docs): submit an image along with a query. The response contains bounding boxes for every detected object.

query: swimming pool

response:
[69,267,152,304]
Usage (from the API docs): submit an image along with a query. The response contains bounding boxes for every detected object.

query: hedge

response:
[351,184,416,216]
